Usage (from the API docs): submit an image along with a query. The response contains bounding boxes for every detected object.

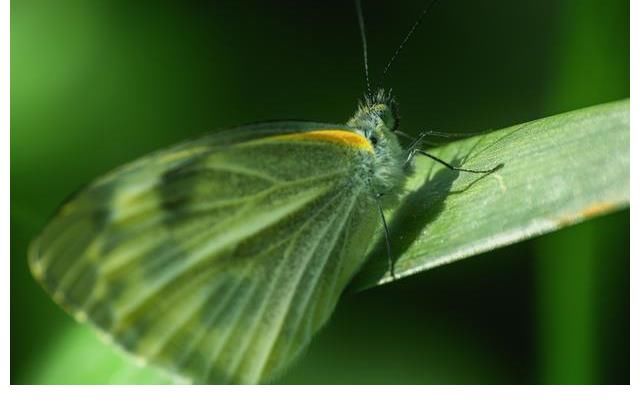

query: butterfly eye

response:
[370,135,378,146]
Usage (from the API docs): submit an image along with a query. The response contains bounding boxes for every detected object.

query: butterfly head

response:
[347,89,409,198]
[347,89,402,158]
[348,89,399,137]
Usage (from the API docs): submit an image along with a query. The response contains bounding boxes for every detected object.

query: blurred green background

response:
[11,0,629,384]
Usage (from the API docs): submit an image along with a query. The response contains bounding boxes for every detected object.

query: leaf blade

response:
[352,99,630,290]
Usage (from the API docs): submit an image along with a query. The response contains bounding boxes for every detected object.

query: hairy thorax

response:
[346,90,413,202]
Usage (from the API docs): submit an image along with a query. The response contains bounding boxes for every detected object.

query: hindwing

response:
[29,123,379,383]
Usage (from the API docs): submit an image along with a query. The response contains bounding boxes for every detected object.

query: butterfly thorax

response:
[347,89,411,200]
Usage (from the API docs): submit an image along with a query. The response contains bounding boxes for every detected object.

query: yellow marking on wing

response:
[270,130,373,153]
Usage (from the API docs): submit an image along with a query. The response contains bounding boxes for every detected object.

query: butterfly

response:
[28,0,498,384]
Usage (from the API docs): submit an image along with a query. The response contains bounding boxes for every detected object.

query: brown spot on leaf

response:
[554,201,620,227]
[579,201,619,218]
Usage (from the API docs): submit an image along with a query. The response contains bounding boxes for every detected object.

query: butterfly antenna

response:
[381,0,441,82]
[355,0,372,97]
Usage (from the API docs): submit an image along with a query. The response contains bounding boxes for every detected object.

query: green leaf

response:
[351,99,629,290]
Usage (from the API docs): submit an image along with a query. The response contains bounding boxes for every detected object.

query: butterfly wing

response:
[28,123,379,384]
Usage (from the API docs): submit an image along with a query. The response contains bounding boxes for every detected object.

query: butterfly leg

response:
[416,150,502,174]
[375,193,395,280]
[402,131,441,166]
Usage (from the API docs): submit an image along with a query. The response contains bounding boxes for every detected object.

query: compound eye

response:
[370,135,378,146]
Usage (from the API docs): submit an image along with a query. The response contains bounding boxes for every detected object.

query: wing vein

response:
[248,188,349,382]
[278,191,359,362]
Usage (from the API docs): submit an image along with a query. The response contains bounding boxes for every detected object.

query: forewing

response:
[29,126,378,384]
